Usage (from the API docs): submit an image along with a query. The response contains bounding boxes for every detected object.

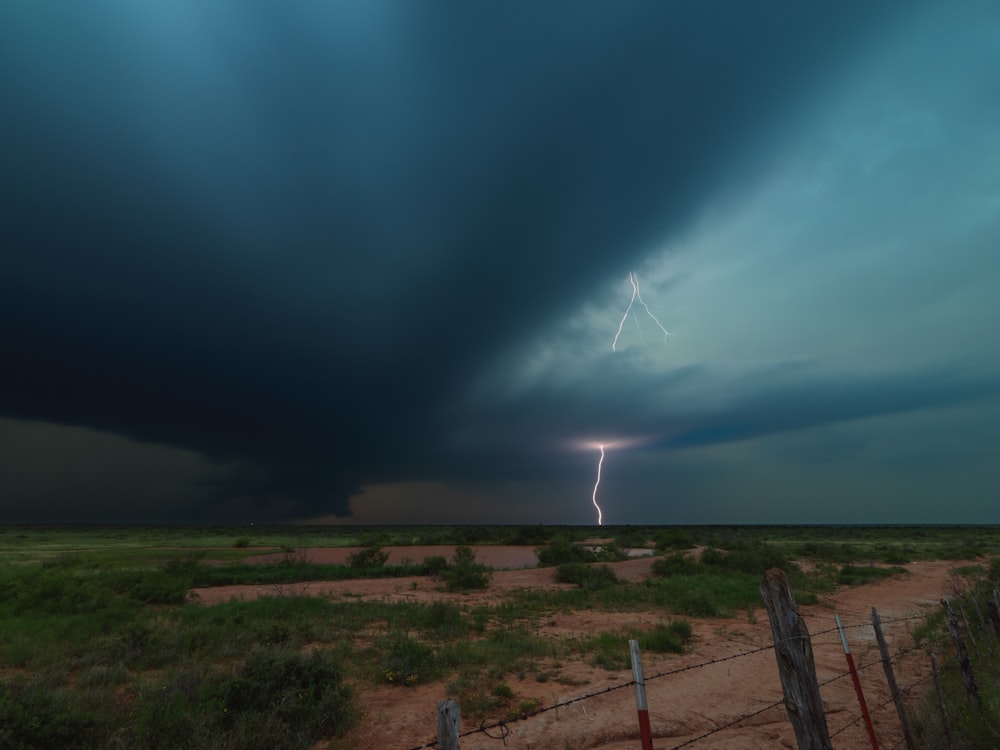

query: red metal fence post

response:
[835,614,879,749]
[629,639,654,750]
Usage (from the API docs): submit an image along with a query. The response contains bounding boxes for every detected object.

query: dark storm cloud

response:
[0,2,936,519]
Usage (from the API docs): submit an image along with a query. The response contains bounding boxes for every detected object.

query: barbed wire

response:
[829,671,934,739]
[403,608,943,749]
[403,675,639,750]
[645,642,774,682]
[667,697,787,749]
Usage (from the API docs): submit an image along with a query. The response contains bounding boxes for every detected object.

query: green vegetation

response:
[555,562,618,588]
[836,563,907,586]
[347,544,389,569]
[0,523,996,747]
[910,559,1000,749]
[440,545,492,592]
[536,533,629,566]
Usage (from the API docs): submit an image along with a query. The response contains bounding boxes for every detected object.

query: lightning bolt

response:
[611,272,672,351]
[591,444,605,526]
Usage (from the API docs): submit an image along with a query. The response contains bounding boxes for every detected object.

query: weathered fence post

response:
[987,598,1000,644]
[956,601,980,659]
[929,653,953,750]
[760,568,832,750]
[942,598,982,710]
[871,607,915,750]
[629,639,654,750]
[835,614,879,749]
[437,699,460,750]
[970,597,992,653]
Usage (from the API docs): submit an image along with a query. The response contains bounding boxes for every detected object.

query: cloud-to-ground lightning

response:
[611,272,673,351]
[572,437,650,526]
[591,443,605,526]
[583,273,672,523]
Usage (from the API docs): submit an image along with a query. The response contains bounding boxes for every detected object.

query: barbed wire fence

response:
[404,575,997,750]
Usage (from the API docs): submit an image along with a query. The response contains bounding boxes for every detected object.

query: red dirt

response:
[190,549,973,750]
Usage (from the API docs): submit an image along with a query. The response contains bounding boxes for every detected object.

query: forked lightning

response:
[611,272,673,351]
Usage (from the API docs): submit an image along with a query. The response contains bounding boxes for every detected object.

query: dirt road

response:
[192,551,969,749]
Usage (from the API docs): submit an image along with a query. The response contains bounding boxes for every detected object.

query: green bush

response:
[441,546,491,592]
[555,563,618,589]
[640,621,691,653]
[117,570,191,605]
[0,680,98,749]
[613,529,647,549]
[647,572,762,617]
[651,553,700,577]
[595,540,630,562]
[223,647,358,743]
[586,631,630,671]
[654,529,696,551]
[418,601,468,639]
[420,555,450,576]
[837,565,904,586]
[536,534,597,566]
[379,636,436,686]
[506,526,553,546]
[699,543,795,574]
[347,545,389,569]
[492,682,514,700]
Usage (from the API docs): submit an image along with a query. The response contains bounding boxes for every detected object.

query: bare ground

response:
[191,550,969,750]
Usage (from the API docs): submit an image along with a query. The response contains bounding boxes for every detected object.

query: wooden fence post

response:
[835,614,879,749]
[871,607,915,750]
[970,597,992,653]
[942,598,982,710]
[929,653,953,750]
[629,639,654,750]
[987,598,1000,644]
[956,601,980,659]
[437,699,460,750]
[760,568,833,750]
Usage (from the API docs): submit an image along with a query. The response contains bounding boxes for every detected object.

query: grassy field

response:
[0,524,998,749]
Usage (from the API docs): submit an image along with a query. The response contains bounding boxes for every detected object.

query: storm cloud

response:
[2,1,998,523]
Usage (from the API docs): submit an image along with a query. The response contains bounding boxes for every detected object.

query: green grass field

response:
[1,524,997,749]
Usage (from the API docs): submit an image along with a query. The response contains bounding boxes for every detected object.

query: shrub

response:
[555,563,618,589]
[654,529,696,551]
[837,565,904,586]
[536,535,597,566]
[507,526,553,546]
[699,543,795,574]
[0,680,98,749]
[595,540,630,562]
[640,621,691,653]
[119,570,191,605]
[223,647,358,742]
[379,636,436,686]
[441,546,491,592]
[586,631,630,670]
[347,546,389,569]
[492,682,514,700]
[613,529,647,549]
[651,553,700,577]
[420,555,450,577]
[419,601,468,639]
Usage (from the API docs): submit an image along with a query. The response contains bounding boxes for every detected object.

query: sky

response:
[2,2,999,525]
